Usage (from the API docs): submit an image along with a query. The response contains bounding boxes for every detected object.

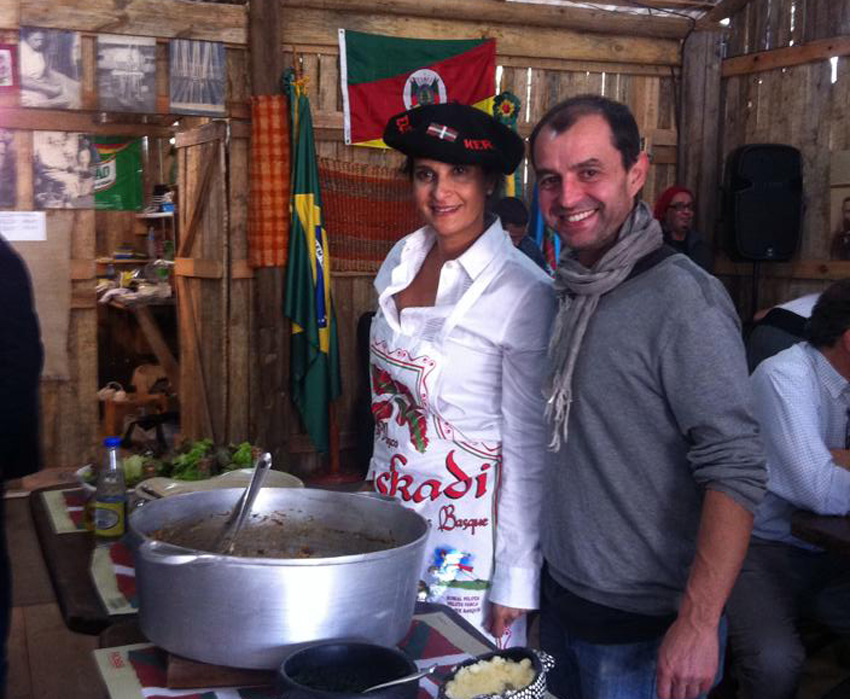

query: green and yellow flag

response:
[284,71,342,453]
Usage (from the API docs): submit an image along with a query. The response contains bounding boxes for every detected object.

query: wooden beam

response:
[70,289,97,309]
[250,0,284,94]
[174,121,228,149]
[721,35,850,77]
[283,8,682,65]
[550,0,713,9]
[291,44,682,75]
[70,260,95,280]
[679,31,722,241]
[714,258,850,281]
[703,0,754,23]
[133,305,180,393]
[0,0,18,30]
[497,55,681,76]
[281,0,693,39]
[174,258,222,279]
[0,108,173,137]
[173,258,255,279]
[20,0,247,44]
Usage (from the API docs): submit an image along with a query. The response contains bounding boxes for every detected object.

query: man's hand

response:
[656,617,719,699]
[830,449,850,470]
[486,603,526,642]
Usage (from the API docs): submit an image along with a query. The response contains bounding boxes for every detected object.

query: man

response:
[830,196,850,260]
[531,95,766,699]
[0,235,43,695]
[653,186,713,272]
[19,28,79,109]
[726,281,850,699]
[746,292,820,373]
[491,197,549,271]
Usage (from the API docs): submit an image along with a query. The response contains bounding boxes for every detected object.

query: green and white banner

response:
[94,137,143,211]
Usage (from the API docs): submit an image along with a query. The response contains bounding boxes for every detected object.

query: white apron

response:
[369,259,526,647]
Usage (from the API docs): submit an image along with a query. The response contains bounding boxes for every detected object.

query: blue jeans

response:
[540,608,727,699]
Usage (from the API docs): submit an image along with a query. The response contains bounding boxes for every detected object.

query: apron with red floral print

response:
[369,272,526,647]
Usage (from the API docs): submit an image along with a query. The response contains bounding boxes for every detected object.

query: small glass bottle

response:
[94,437,127,544]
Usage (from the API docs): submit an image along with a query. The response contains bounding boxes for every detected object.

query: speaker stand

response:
[751,260,761,320]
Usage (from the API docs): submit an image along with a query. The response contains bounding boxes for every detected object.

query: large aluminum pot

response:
[128,487,429,669]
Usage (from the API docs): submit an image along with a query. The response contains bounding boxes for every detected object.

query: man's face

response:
[533,114,648,268]
[664,191,694,238]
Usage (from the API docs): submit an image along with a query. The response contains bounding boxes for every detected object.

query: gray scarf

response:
[546,201,663,451]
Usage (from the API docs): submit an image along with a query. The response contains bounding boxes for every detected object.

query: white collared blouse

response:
[370,218,556,609]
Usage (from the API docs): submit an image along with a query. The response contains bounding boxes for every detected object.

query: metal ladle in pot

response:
[362,663,438,693]
[213,451,273,554]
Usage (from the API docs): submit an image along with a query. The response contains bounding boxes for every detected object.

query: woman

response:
[368,103,555,646]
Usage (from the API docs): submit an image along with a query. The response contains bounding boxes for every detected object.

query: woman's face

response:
[412,159,490,242]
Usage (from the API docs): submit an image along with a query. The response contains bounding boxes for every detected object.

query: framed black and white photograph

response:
[169,39,226,116]
[0,44,18,91]
[19,27,81,109]
[0,130,16,207]
[33,131,98,209]
[97,34,156,113]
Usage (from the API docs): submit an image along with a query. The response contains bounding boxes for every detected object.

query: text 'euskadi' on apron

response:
[367,256,526,648]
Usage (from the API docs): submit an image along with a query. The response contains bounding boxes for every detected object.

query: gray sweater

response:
[542,254,766,616]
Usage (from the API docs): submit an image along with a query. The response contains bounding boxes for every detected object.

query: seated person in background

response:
[726,280,850,699]
[747,292,820,373]
[491,197,548,271]
[830,196,850,260]
[653,186,713,272]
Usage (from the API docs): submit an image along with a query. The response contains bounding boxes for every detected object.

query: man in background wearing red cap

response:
[654,186,713,273]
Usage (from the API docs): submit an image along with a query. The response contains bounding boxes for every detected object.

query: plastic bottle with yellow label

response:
[94,437,126,544]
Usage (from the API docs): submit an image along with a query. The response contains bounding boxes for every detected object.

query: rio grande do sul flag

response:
[339,29,496,148]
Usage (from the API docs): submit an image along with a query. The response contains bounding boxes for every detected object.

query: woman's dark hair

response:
[807,279,850,348]
[528,94,641,172]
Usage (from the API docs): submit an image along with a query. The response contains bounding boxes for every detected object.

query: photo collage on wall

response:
[32,131,97,209]
[9,28,228,211]
[97,34,157,113]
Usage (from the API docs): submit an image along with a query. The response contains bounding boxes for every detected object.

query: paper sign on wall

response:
[0,211,46,241]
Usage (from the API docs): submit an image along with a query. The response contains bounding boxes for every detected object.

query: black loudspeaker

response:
[723,144,803,261]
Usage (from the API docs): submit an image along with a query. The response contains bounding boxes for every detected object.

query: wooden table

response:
[97,602,495,697]
[30,485,129,634]
[791,510,850,557]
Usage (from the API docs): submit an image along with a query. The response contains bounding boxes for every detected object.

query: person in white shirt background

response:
[366,102,555,646]
[726,280,850,699]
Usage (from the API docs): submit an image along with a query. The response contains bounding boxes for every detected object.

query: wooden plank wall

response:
[275,8,682,473]
[0,0,248,468]
[717,0,850,316]
[3,0,685,474]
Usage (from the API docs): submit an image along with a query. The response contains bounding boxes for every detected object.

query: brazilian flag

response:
[284,71,342,453]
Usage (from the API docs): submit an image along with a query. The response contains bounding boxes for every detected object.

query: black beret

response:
[383,103,524,175]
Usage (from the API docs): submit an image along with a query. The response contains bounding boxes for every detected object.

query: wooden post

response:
[249,0,291,468]
[677,30,724,249]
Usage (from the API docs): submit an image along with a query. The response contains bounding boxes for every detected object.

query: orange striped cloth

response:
[249,95,291,267]
[319,158,420,273]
